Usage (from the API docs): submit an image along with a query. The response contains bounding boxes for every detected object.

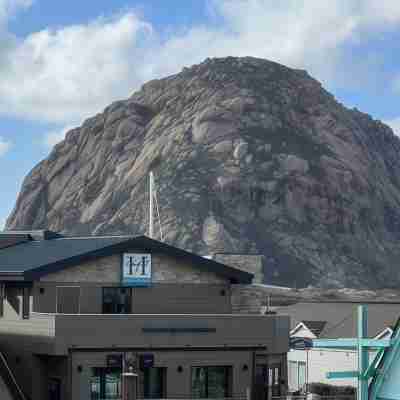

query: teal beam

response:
[327,371,359,379]
[358,305,369,400]
[311,339,359,348]
[311,338,391,349]
[369,322,400,400]
[363,348,385,380]
[361,339,391,349]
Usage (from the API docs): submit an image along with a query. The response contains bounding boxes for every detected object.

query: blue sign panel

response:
[122,253,152,287]
[140,354,154,369]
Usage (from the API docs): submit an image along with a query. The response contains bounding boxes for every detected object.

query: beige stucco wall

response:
[40,252,228,284]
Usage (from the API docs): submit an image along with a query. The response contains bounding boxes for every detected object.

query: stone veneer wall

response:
[40,252,227,284]
[231,284,268,314]
[214,254,264,283]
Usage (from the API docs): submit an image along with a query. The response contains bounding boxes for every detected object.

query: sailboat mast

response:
[149,171,154,238]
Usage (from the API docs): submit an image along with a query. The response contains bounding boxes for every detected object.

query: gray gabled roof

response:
[278,302,400,338]
[301,320,327,337]
[0,232,253,283]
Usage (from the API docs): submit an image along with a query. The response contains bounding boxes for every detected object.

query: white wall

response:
[288,348,357,391]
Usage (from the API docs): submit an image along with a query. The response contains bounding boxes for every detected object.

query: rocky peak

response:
[6,56,400,288]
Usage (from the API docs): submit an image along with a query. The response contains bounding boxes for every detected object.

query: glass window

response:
[143,367,166,399]
[191,366,231,399]
[90,367,122,400]
[102,288,131,314]
[288,361,298,391]
[298,361,306,389]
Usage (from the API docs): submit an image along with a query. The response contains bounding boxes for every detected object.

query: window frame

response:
[102,287,132,314]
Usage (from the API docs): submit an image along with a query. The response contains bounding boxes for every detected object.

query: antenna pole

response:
[149,171,154,238]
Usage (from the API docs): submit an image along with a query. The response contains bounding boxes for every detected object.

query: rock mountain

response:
[7,57,400,288]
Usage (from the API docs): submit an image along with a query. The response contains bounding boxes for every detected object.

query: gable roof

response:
[290,322,317,338]
[301,320,327,337]
[278,302,400,338]
[0,233,253,283]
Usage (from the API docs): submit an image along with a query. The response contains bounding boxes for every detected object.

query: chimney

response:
[214,253,264,284]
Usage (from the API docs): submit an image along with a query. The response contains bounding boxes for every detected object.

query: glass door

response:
[254,365,268,400]
[191,366,232,398]
[143,367,166,399]
[90,367,122,399]
[268,365,282,397]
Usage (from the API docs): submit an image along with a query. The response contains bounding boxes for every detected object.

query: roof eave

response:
[0,272,26,281]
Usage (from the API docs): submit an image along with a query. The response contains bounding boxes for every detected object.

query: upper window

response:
[102,288,131,314]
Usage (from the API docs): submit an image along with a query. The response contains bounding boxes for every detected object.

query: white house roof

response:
[278,302,400,338]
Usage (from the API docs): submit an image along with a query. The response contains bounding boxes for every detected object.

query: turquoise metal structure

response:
[310,305,400,400]
[369,316,400,400]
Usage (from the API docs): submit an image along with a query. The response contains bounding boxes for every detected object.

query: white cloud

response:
[43,124,76,148]
[0,0,32,26]
[384,117,400,136]
[0,136,11,157]
[1,1,400,124]
[0,12,153,122]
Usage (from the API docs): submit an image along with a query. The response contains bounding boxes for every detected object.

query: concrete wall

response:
[52,314,289,355]
[0,375,13,400]
[31,355,68,400]
[0,288,56,398]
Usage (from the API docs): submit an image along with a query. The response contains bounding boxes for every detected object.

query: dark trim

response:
[22,287,30,319]
[0,284,4,317]
[0,234,31,250]
[19,236,252,283]
[142,328,217,333]
[1,230,63,241]
[0,275,25,282]
[69,345,268,352]
[4,281,32,288]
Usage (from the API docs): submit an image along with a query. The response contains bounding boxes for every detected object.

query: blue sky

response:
[1,0,400,229]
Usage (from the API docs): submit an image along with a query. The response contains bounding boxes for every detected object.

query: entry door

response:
[254,364,282,400]
[254,365,268,400]
[48,378,61,400]
[56,286,80,314]
[268,365,282,397]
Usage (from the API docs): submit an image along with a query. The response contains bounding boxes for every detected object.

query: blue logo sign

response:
[122,253,152,286]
